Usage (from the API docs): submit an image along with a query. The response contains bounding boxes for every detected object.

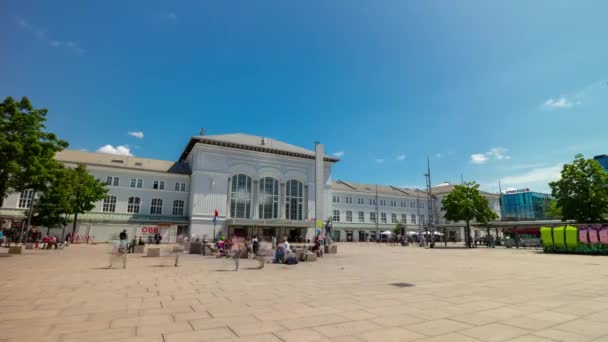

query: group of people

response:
[0,227,72,249]
[118,229,161,253]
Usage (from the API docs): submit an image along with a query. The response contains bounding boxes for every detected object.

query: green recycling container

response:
[565,225,578,250]
[553,226,566,249]
[540,226,553,248]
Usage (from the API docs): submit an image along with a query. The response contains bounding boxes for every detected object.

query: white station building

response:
[0,133,500,242]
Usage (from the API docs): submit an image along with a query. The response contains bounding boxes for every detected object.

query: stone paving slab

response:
[3,244,608,341]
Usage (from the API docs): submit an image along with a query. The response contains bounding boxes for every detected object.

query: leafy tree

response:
[549,154,608,223]
[0,97,68,207]
[27,164,107,239]
[29,165,73,235]
[67,164,108,238]
[545,199,562,220]
[441,181,498,247]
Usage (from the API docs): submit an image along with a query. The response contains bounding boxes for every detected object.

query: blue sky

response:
[2,1,607,193]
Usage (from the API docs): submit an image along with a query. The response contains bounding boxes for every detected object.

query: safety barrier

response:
[542,225,608,255]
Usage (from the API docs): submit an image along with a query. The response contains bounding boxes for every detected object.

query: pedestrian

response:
[273,239,285,263]
[0,229,4,247]
[282,235,291,254]
[138,236,145,246]
[230,235,242,271]
[65,232,72,246]
[128,235,137,253]
[271,235,277,250]
[252,235,259,256]
[119,229,128,253]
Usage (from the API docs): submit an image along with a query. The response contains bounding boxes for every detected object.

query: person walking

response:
[271,235,277,250]
[128,235,137,253]
[119,229,128,253]
[230,235,243,271]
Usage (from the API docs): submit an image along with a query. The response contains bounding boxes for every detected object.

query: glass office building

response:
[500,190,552,221]
[594,155,608,171]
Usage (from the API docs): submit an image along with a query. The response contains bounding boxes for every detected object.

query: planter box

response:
[147,248,160,257]
[328,245,338,254]
[9,246,22,254]
[25,243,34,250]
[134,245,145,253]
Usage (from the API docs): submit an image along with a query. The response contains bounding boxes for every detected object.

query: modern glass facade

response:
[594,155,608,171]
[500,191,552,221]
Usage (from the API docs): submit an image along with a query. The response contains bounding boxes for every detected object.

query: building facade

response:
[329,181,429,242]
[0,133,502,243]
[594,155,608,171]
[500,189,552,221]
[0,133,336,243]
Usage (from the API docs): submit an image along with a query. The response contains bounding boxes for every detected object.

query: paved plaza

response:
[2,244,608,342]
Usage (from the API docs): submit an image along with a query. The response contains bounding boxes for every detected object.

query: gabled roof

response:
[55,150,190,174]
[179,133,339,162]
[431,183,499,197]
[331,180,422,197]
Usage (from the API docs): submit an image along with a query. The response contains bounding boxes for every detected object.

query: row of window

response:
[230,174,305,220]
[332,210,426,225]
[105,177,187,192]
[332,195,425,209]
[102,196,185,216]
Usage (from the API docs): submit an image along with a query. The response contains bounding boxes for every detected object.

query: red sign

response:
[141,226,159,234]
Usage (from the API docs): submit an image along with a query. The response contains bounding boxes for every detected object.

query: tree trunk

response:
[71,212,78,241]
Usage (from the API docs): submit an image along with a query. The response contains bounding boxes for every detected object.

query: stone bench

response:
[9,246,22,254]
[189,242,202,254]
[134,245,145,253]
[304,252,317,261]
[25,243,34,250]
[327,245,338,254]
[146,247,160,257]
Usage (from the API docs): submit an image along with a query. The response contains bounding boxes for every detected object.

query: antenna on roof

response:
[199,128,206,136]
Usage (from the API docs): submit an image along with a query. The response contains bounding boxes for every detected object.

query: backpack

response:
[285,256,299,265]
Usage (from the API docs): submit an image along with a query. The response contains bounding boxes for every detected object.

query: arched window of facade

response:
[231,174,252,218]
[285,179,303,221]
[258,177,279,219]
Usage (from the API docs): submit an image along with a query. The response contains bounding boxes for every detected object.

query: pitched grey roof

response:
[55,150,190,174]
[431,183,499,198]
[331,180,423,197]
[179,133,339,162]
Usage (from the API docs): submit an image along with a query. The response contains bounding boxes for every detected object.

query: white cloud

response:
[375,158,385,164]
[96,145,133,156]
[543,97,574,109]
[16,17,85,54]
[486,147,510,160]
[471,147,511,164]
[396,154,406,161]
[470,154,488,164]
[128,131,144,139]
[168,12,177,20]
[332,151,344,157]
[499,164,563,193]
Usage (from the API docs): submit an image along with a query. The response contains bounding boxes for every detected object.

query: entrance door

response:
[289,229,299,242]
[346,231,353,242]
[358,231,366,242]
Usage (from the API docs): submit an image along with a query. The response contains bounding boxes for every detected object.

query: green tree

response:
[29,165,73,235]
[545,199,562,220]
[441,181,498,247]
[0,97,68,208]
[549,154,608,223]
[67,164,108,238]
